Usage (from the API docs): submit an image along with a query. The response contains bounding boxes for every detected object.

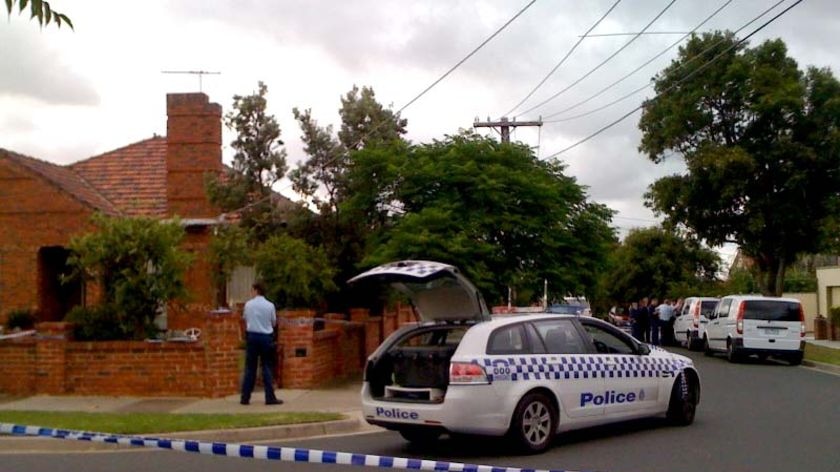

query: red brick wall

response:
[0,312,240,397]
[0,159,96,319]
[166,93,222,219]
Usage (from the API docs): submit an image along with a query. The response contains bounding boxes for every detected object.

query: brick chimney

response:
[165,93,223,218]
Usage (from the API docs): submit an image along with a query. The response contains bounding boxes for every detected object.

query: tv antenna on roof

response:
[161,70,221,92]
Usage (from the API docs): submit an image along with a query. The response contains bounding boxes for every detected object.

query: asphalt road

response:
[2,349,838,472]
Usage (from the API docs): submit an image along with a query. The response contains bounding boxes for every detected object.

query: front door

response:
[579,321,661,416]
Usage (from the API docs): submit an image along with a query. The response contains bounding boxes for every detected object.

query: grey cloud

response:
[0,27,99,106]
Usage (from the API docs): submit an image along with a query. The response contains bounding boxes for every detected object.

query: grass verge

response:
[0,411,343,435]
[804,343,840,366]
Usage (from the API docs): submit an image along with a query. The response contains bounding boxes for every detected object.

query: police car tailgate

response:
[362,383,508,435]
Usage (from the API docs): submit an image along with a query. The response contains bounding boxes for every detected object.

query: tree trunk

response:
[759,254,786,297]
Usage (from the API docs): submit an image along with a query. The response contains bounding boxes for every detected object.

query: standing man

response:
[656,299,676,346]
[241,281,282,405]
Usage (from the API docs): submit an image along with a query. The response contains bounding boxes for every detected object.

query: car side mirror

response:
[637,343,651,356]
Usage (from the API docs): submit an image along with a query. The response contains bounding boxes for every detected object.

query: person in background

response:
[648,297,660,345]
[656,299,676,346]
[240,281,282,406]
[631,299,650,342]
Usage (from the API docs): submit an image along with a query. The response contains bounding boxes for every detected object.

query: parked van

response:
[673,297,719,350]
[700,295,805,365]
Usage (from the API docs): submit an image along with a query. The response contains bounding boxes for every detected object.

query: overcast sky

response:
[2,0,838,264]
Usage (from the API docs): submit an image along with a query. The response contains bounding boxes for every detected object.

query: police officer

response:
[240,281,282,405]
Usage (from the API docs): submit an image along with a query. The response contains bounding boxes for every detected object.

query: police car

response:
[351,261,701,453]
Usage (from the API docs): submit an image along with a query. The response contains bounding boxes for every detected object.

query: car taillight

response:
[799,305,806,337]
[449,362,490,384]
[736,301,745,335]
[692,303,700,328]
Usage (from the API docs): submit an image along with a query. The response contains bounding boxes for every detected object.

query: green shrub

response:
[255,234,337,308]
[64,305,131,341]
[5,309,37,330]
[830,306,840,326]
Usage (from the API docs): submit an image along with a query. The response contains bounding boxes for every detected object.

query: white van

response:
[673,297,719,350]
[700,295,805,364]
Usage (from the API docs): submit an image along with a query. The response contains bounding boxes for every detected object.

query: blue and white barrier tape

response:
[0,423,581,472]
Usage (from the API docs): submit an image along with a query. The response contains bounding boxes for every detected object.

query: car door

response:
[707,298,732,350]
[674,298,694,344]
[578,320,661,416]
[530,319,605,419]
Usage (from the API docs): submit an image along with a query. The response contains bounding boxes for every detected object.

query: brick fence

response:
[0,304,417,397]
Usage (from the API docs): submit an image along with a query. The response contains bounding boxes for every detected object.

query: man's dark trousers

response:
[241,332,279,404]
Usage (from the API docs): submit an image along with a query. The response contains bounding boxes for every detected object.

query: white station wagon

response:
[351,260,701,453]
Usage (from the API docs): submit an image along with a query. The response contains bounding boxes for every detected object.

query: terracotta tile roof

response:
[0,148,121,215]
[71,137,168,217]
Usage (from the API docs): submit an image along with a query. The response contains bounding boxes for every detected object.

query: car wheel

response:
[509,392,556,454]
[788,352,803,366]
[726,340,741,363]
[703,336,713,357]
[398,427,441,444]
[757,353,768,362]
[667,372,697,426]
[684,331,692,349]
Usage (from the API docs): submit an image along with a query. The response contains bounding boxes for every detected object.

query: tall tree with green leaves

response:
[639,32,840,296]
[347,132,616,305]
[5,0,72,29]
[206,81,290,242]
[601,227,721,304]
[288,86,407,309]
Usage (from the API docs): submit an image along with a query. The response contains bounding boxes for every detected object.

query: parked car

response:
[700,295,805,365]
[546,303,587,316]
[351,260,701,453]
[673,297,719,350]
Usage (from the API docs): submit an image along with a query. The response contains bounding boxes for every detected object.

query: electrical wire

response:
[504,0,622,116]
[543,0,804,158]
[516,0,678,117]
[543,0,786,123]
[226,0,540,216]
[543,0,733,120]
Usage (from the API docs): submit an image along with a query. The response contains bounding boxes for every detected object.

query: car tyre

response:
[398,427,441,444]
[703,336,713,357]
[788,352,803,366]
[509,392,556,454]
[726,340,741,363]
[667,372,697,426]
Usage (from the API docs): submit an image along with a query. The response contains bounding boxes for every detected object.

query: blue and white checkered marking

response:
[480,355,690,381]
[351,261,451,280]
[0,423,584,472]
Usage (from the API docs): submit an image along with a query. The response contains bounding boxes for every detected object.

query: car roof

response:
[720,294,801,303]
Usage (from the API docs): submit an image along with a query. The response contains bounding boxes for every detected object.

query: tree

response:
[254,235,337,309]
[5,0,72,29]
[639,32,840,296]
[287,86,407,310]
[65,214,192,339]
[206,81,290,242]
[601,227,721,304]
[347,132,616,304]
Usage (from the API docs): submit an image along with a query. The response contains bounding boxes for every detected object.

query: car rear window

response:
[700,301,717,316]
[743,301,801,321]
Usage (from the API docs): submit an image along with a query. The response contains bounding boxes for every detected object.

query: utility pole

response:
[473,116,542,144]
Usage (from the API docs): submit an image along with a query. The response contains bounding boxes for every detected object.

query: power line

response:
[580,31,690,37]
[543,0,786,124]
[398,0,539,115]
[543,0,733,120]
[516,0,678,117]
[543,0,804,158]
[504,0,622,116]
[227,1,539,216]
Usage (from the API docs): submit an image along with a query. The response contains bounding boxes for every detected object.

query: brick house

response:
[0,93,234,325]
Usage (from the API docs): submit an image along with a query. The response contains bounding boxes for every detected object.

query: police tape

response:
[0,423,580,472]
[0,330,36,341]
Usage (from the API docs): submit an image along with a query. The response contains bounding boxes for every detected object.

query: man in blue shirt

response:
[240,282,282,405]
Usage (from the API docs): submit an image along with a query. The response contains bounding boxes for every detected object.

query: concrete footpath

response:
[0,381,382,453]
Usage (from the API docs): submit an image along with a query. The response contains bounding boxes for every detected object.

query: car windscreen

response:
[700,301,718,317]
[743,301,801,321]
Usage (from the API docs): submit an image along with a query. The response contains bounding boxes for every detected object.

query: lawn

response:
[804,343,840,366]
[0,411,343,435]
